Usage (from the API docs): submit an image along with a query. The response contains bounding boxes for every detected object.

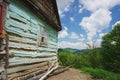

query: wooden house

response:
[0,0,61,79]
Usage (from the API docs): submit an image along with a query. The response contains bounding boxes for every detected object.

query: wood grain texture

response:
[4,1,58,76]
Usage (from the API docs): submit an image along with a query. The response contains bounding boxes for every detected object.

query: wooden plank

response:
[7,62,48,74]
[30,17,38,25]
[49,31,57,36]
[9,12,39,35]
[48,45,58,49]
[9,48,57,55]
[6,26,37,39]
[9,35,36,45]
[8,4,30,21]
[9,56,57,66]
[48,41,57,46]
[9,42,37,50]
[37,46,57,52]
[9,11,29,24]
[49,37,57,43]
[9,47,57,57]
[29,25,38,35]
[37,47,54,51]
[9,49,35,54]
[8,19,30,32]
[13,53,56,58]
[8,67,48,80]
[31,23,39,28]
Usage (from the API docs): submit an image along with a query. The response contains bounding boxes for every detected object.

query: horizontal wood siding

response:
[5,1,58,74]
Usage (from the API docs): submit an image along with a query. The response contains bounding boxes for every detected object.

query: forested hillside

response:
[58,23,120,80]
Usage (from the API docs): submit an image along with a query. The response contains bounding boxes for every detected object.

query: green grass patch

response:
[81,67,120,80]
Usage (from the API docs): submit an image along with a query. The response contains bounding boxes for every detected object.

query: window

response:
[41,37,44,43]
[38,27,48,46]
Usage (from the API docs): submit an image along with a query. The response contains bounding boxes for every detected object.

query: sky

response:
[56,0,120,50]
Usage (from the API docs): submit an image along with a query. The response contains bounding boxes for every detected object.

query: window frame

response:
[38,26,48,47]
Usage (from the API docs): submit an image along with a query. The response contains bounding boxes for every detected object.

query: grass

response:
[81,67,120,80]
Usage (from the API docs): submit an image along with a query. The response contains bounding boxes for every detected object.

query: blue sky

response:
[56,0,120,50]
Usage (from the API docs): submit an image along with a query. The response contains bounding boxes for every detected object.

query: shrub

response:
[81,67,120,80]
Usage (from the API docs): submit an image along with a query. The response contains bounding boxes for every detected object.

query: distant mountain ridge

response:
[58,48,88,54]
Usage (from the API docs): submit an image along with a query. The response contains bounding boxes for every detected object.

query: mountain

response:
[58,48,88,54]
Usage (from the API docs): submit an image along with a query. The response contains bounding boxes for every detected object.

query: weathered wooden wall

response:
[5,1,58,76]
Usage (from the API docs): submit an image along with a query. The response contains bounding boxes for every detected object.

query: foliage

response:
[58,49,120,80]
[58,50,76,66]
[81,67,120,80]
[58,48,102,68]
[87,48,102,68]
[57,22,120,79]
[101,23,120,73]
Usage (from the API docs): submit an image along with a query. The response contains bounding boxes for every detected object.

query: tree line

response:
[58,23,120,73]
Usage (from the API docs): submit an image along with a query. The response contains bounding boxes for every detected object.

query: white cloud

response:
[58,10,65,18]
[80,9,112,41]
[58,41,87,50]
[78,34,85,41]
[80,34,84,38]
[78,5,82,8]
[87,31,96,41]
[112,20,120,29]
[99,33,107,39]
[56,0,75,18]
[95,39,102,48]
[58,27,68,38]
[70,17,75,22]
[70,32,79,39]
[64,5,70,12]
[79,0,120,41]
[79,0,120,12]
[69,32,85,42]
[79,6,84,13]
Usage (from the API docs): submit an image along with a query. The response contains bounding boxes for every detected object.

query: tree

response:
[86,43,102,68]
[101,23,120,73]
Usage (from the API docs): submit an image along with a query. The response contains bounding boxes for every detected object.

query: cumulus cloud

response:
[69,32,85,42]
[58,10,65,18]
[58,41,87,50]
[112,20,120,29]
[80,34,84,38]
[70,32,79,39]
[78,5,85,13]
[79,0,120,12]
[95,39,102,48]
[78,34,85,41]
[79,0,120,41]
[57,0,120,50]
[95,33,106,48]
[99,33,107,39]
[79,7,84,13]
[87,32,96,41]
[70,17,75,22]
[80,9,112,41]
[56,0,75,18]
[58,27,68,38]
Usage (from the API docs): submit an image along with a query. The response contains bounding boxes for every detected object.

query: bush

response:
[81,67,120,80]
[58,50,91,68]
[58,50,76,66]
[58,48,102,69]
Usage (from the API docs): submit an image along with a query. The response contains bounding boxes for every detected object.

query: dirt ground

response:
[47,68,93,80]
